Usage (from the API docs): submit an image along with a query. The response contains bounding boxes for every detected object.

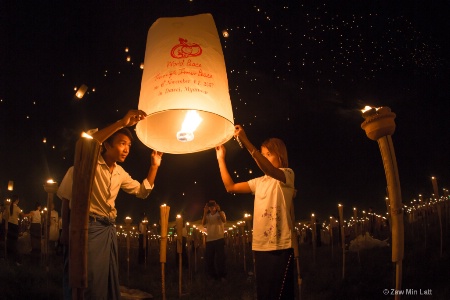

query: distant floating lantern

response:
[43,137,47,143]
[140,63,144,69]
[8,181,14,191]
[136,13,235,154]
[222,30,229,38]
[75,84,88,99]
[125,47,129,52]
[126,55,131,62]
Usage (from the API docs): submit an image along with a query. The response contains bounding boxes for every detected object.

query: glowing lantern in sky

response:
[8,181,14,191]
[136,13,235,154]
[75,84,88,99]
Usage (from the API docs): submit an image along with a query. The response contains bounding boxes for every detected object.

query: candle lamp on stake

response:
[141,217,148,267]
[361,106,404,298]
[311,213,317,263]
[43,179,58,271]
[353,207,358,237]
[431,176,443,257]
[338,204,346,278]
[159,204,170,300]
[175,214,184,297]
[124,216,132,285]
[237,221,247,272]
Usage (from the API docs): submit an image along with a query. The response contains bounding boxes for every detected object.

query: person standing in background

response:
[202,200,227,282]
[7,195,24,266]
[28,202,42,256]
[49,203,59,252]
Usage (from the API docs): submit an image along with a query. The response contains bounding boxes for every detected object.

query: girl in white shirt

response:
[216,125,295,299]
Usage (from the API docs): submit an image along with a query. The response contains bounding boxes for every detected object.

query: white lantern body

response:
[136,13,234,154]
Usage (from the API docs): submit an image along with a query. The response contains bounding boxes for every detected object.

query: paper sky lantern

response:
[8,181,14,191]
[75,84,88,99]
[136,13,235,154]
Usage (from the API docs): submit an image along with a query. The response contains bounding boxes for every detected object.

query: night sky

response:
[1,0,449,224]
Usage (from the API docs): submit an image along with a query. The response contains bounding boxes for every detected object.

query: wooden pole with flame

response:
[329,216,335,260]
[237,221,247,272]
[338,204,345,279]
[311,213,317,264]
[185,222,192,285]
[43,179,58,272]
[176,214,184,298]
[290,199,302,300]
[431,176,443,257]
[353,207,358,237]
[361,106,404,299]
[70,135,101,299]
[124,216,132,286]
[142,218,148,268]
[159,204,170,300]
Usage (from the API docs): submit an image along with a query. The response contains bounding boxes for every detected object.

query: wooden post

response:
[361,106,404,299]
[329,216,334,260]
[43,181,59,271]
[290,200,302,300]
[70,137,101,299]
[338,204,345,279]
[124,217,132,286]
[312,213,317,263]
[160,204,170,300]
[176,215,183,298]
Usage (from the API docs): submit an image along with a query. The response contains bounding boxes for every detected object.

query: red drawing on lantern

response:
[170,38,203,59]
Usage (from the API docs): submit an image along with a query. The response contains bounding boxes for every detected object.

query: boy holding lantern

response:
[57,110,163,300]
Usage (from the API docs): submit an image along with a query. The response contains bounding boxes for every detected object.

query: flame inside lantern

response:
[176,110,203,142]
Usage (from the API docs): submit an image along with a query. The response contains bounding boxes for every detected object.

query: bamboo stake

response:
[329,216,334,260]
[437,203,443,258]
[361,107,404,300]
[176,214,183,298]
[338,204,345,279]
[159,204,170,300]
[431,177,443,257]
[43,180,58,272]
[124,217,132,286]
[378,135,404,297]
[311,213,316,264]
[239,223,247,272]
[290,201,302,300]
[70,137,100,299]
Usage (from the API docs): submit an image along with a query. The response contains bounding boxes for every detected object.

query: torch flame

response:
[81,132,93,139]
[361,106,373,113]
[361,106,382,114]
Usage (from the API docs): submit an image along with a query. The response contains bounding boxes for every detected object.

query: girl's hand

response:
[216,145,226,160]
[234,125,249,143]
